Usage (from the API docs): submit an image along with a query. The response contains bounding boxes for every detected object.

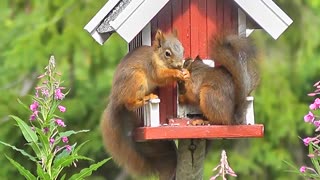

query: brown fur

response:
[179,35,260,125]
[101,30,189,180]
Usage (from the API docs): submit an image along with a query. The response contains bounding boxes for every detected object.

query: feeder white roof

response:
[84,0,292,45]
[84,0,169,45]
[235,0,293,39]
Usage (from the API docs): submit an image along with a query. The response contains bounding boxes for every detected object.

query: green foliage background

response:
[0,0,319,179]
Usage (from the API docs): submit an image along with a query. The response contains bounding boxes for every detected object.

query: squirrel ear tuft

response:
[153,29,164,49]
[194,55,202,61]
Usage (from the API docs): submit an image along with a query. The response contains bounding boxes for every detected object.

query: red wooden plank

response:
[157,1,172,33]
[182,0,191,58]
[159,84,175,123]
[198,0,207,59]
[231,1,238,34]
[172,83,177,118]
[151,16,158,38]
[223,0,233,32]
[134,124,264,142]
[158,89,168,124]
[172,0,183,39]
[207,0,217,59]
[190,0,199,58]
[216,0,224,33]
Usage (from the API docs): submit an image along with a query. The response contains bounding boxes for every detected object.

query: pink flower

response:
[310,103,317,110]
[308,153,315,158]
[29,101,39,112]
[35,90,39,98]
[30,114,36,121]
[308,98,320,109]
[308,93,318,96]
[310,98,320,110]
[303,137,314,146]
[37,74,46,79]
[55,88,64,100]
[304,111,315,123]
[314,81,320,87]
[43,127,49,134]
[41,88,49,97]
[29,111,38,121]
[65,145,72,152]
[61,136,68,143]
[314,120,320,127]
[55,119,66,127]
[50,138,55,145]
[300,166,306,173]
[315,98,320,105]
[58,105,66,112]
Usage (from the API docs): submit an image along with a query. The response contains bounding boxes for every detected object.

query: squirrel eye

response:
[165,50,172,58]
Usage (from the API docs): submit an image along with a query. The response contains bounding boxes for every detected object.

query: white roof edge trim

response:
[84,0,121,33]
[114,0,170,43]
[91,30,105,45]
[262,0,293,25]
[109,0,145,30]
[234,0,293,39]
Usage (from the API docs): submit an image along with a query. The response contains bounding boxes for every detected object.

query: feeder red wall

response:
[152,0,238,59]
[130,0,238,125]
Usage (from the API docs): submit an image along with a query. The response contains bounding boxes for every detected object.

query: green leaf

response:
[69,158,110,180]
[5,155,36,180]
[58,130,89,138]
[283,160,299,171]
[310,144,320,174]
[35,128,50,154]
[74,140,89,154]
[0,141,37,162]
[36,163,51,180]
[51,165,63,180]
[54,146,73,162]
[53,155,92,169]
[48,101,60,121]
[17,98,31,112]
[10,115,38,143]
[30,142,43,159]
[60,174,66,180]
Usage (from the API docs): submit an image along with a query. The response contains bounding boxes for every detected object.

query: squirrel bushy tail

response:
[101,101,151,175]
[210,35,258,123]
[101,100,177,179]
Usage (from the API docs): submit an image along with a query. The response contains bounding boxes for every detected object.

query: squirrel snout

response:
[175,62,183,69]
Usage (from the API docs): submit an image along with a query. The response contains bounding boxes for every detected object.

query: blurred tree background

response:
[0,0,319,180]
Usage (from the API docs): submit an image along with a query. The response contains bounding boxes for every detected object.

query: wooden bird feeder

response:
[85,0,292,178]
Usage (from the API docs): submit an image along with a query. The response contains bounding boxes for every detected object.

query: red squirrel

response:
[101,30,189,180]
[179,35,260,125]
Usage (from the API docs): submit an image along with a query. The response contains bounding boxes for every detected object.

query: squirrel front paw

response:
[182,69,190,79]
[147,93,159,100]
[177,69,190,80]
[191,119,210,126]
[143,93,159,103]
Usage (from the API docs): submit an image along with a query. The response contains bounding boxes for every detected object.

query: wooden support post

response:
[176,139,206,180]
